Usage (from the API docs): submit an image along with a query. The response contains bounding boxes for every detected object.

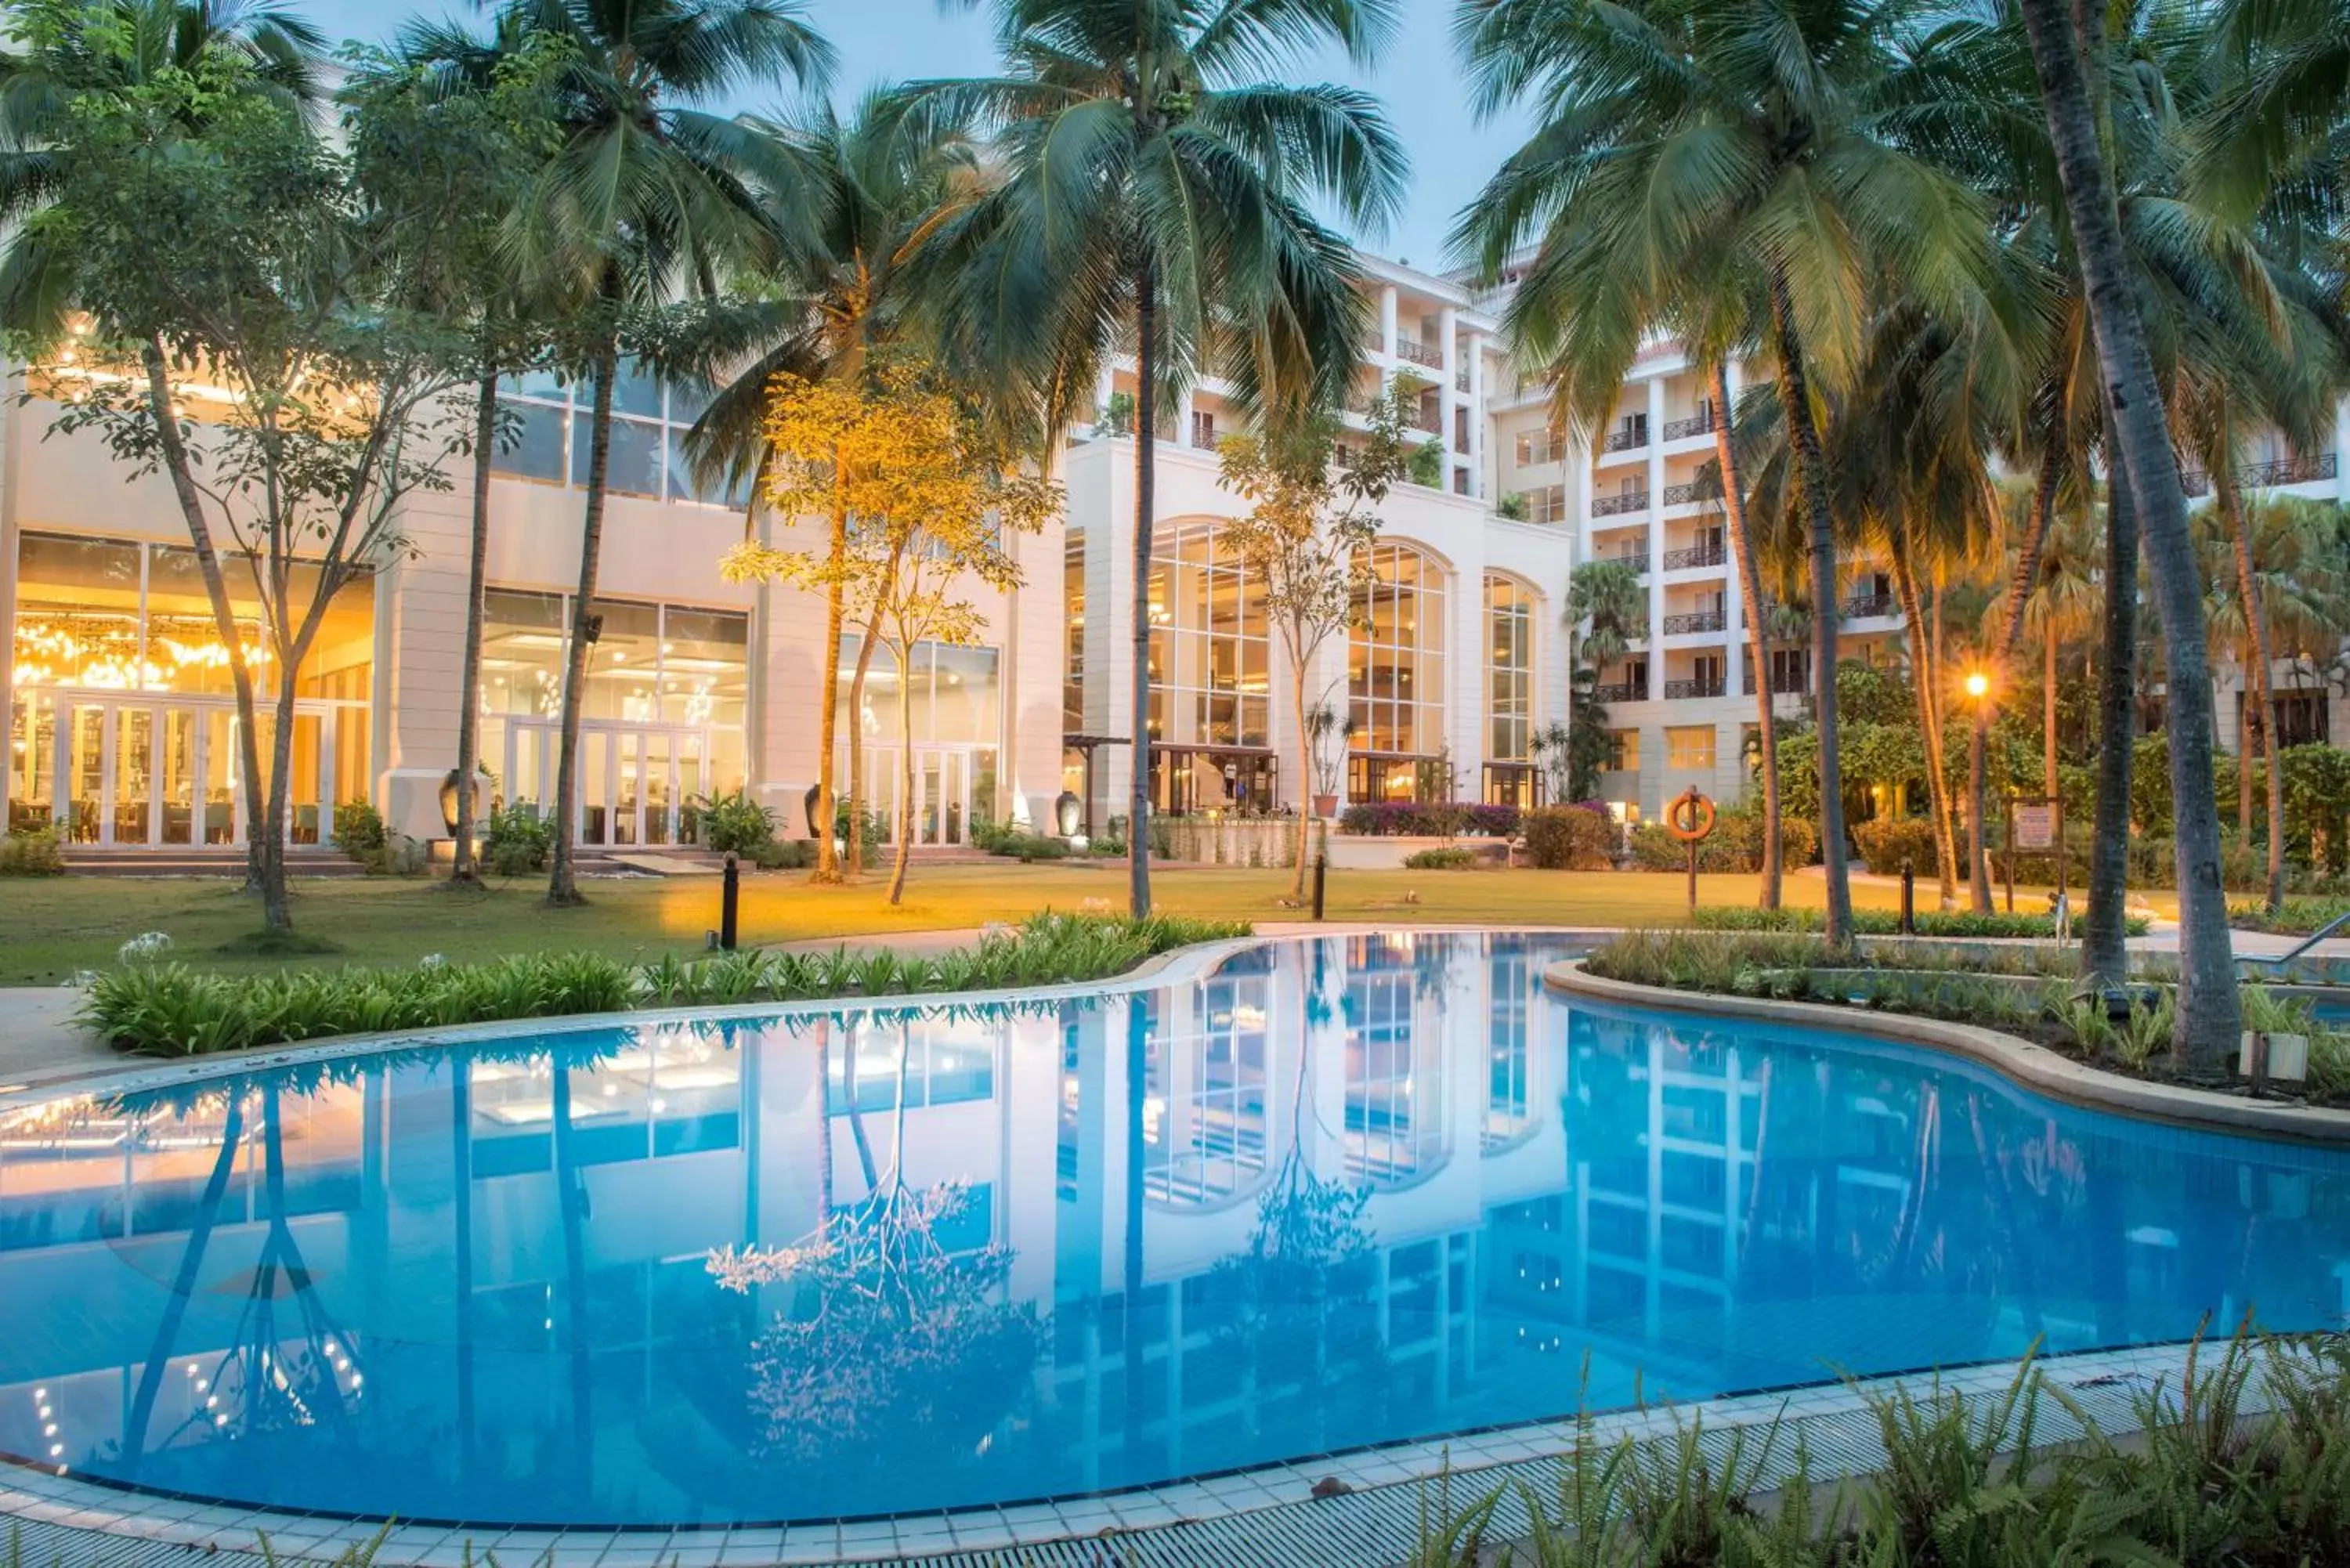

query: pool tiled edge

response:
[0,1341,2237,1566]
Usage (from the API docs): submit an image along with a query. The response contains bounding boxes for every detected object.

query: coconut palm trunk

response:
[451,367,497,884]
[812,471,849,883]
[2017,0,2243,1073]
[2218,470,2285,910]
[888,640,916,905]
[547,341,617,906]
[2044,625,2062,887]
[1973,446,2062,911]
[1128,255,1158,919]
[2083,453,2138,985]
[1289,659,1314,901]
[1890,554,1961,907]
[1713,363,1780,908]
[1767,280,1854,948]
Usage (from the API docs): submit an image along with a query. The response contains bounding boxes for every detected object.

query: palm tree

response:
[1565,558,1648,679]
[492,0,834,906]
[2013,0,2243,1074]
[1708,373,1783,907]
[899,0,1408,919]
[2018,490,2099,880]
[1454,0,1997,950]
[678,93,985,885]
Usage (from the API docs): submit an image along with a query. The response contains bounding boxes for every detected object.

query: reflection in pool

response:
[2,932,2345,1527]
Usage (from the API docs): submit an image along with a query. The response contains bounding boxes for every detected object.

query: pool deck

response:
[0,1339,2257,1566]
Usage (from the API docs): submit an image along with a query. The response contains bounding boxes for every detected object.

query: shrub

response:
[1339,800,1520,837]
[1629,808,1819,873]
[0,824,66,876]
[690,787,777,857]
[1522,804,1616,869]
[1692,905,2151,939]
[1403,847,1481,869]
[2234,895,2350,936]
[974,821,1070,860]
[331,800,389,858]
[1853,815,1938,877]
[482,803,553,876]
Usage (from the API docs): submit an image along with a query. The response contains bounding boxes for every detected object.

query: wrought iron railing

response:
[1743,667,1811,695]
[1661,411,1716,440]
[1664,677,1726,699]
[1593,490,1650,517]
[2177,453,2336,496]
[1395,335,1443,370]
[1662,544,1726,570]
[1603,425,1648,453]
[1662,611,1726,634]
[1842,592,1896,619]
[1592,682,1640,704]
[1661,479,1722,507]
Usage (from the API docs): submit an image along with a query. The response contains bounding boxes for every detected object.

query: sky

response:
[301,0,1529,272]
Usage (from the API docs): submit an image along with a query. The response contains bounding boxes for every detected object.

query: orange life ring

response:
[1665,792,1716,843]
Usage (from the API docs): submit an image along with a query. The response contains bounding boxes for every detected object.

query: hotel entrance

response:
[503,718,711,848]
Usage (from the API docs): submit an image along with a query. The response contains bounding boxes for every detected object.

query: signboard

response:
[2013,800,2056,851]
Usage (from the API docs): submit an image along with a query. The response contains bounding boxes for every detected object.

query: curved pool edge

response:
[0,1339,2246,1566]
[1546,960,2350,1147]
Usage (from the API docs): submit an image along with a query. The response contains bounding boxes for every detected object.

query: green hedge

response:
[81,912,1254,1057]
[1693,905,2151,939]
[1521,804,1616,869]
[1629,806,1819,873]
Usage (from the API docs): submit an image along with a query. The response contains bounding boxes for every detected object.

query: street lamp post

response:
[1965,671,1994,912]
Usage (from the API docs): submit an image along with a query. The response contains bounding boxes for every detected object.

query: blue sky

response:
[305,0,1526,270]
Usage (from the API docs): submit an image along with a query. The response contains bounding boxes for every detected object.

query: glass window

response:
[834,634,1002,749]
[1607,728,1640,772]
[929,645,1000,745]
[1063,544,1086,735]
[576,414,664,498]
[13,535,143,688]
[494,398,568,482]
[1147,521,1270,750]
[657,607,748,728]
[1526,484,1568,526]
[1666,724,1716,769]
[1484,575,1533,763]
[478,590,569,718]
[583,599,662,722]
[1348,541,1448,796]
[610,359,664,418]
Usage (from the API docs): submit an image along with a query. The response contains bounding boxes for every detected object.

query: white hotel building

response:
[4,250,2345,859]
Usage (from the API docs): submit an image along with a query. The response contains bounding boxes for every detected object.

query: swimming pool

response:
[2,931,2344,1530]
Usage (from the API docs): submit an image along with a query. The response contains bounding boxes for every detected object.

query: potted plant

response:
[1305,702,1354,819]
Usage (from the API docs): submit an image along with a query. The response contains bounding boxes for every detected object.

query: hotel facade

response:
[4,253,2347,858]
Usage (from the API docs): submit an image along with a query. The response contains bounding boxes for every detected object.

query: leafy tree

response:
[1564,558,1647,674]
[5,26,479,931]
[1214,378,1415,899]
[901,0,1408,918]
[724,363,1058,905]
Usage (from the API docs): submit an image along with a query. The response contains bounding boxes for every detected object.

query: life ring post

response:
[1665,786,1716,918]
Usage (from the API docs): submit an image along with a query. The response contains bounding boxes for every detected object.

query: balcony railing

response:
[1454,369,1470,393]
[1663,544,1726,570]
[1664,677,1726,699]
[1744,667,1812,695]
[1602,425,1648,453]
[2177,452,2337,496]
[1395,334,1444,370]
[1661,477,1723,507]
[1411,409,1442,435]
[1661,411,1716,441]
[1593,681,1641,703]
[1591,538,1650,573]
[1593,490,1650,517]
[1842,591,1896,619]
[1662,610,1726,634]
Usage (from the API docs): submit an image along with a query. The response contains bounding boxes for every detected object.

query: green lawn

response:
[0,862,2148,984]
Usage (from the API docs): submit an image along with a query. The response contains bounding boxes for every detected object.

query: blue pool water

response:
[2,931,2346,1527]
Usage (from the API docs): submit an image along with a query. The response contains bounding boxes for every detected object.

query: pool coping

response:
[0,1339,2253,1566]
[1546,961,2350,1145]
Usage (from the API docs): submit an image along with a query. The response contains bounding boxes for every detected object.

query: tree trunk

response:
[846,623,880,876]
[2045,624,2062,891]
[1290,658,1312,901]
[2220,474,2285,911]
[2018,0,2242,1074]
[1892,555,1961,908]
[451,368,497,885]
[1767,279,1853,948]
[1714,362,1780,908]
[888,640,915,905]
[812,473,848,884]
[547,341,618,907]
[139,339,271,912]
[1976,442,2063,912]
[260,682,298,931]
[2083,448,2138,986]
[1128,255,1158,919]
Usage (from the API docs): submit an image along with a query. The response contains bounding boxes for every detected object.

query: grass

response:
[0,863,2099,985]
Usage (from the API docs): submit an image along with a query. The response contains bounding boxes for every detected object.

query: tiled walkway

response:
[0,1340,2243,1566]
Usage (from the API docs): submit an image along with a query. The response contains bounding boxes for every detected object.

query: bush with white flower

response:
[117,932,173,963]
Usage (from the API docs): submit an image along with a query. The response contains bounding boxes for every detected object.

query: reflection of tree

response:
[708,1034,1038,1469]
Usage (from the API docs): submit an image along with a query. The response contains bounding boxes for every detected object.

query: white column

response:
[1176,385,1195,450]
[1646,377,1667,698]
[1719,359,1744,703]
[1438,305,1460,490]
[1379,285,1400,372]
[1466,334,1488,501]
[1095,365,1115,430]
[2334,392,2350,503]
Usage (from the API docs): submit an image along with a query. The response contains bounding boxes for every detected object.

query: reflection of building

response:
[5,938,2349,1525]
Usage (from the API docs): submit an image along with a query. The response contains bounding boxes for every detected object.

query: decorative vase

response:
[439,768,486,836]
[1054,790,1083,837]
[1313,793,1340,819]
[804,784,823,840]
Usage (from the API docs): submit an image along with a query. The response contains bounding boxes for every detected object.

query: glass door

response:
[159,709,197,845]
[112,707,154,844]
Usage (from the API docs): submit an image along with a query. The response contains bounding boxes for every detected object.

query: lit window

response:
[1666,725,1716,769]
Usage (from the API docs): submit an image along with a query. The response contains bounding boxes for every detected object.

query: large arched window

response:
[1146,521,1276,814]
[1347,541,1448,802]
[1484,574,1537,807]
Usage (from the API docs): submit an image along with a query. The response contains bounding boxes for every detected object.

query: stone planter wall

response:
[1159,818,1304,869]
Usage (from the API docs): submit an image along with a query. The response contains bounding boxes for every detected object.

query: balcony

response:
[1602,425,1648,453]
[1744,667,1811,695]
[1590,538,1650,573]
[1661,411,1716,441]
[1842,591,1896,619]
[1395,334,1444,370]
[1664,677,1726,699]
[1662,610,1726,634]
[1593,681,1641,703]
[2177,452,2337,495]
[1662,544,1726,571]
[1592,490,1650,517]
[1661,477,1722,507]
